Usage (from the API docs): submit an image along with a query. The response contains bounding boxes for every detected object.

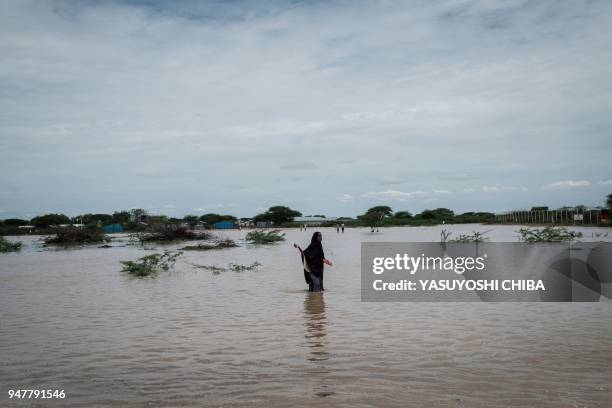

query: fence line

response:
[494,208,606,225]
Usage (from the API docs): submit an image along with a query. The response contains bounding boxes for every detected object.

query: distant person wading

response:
[294,232,332,292]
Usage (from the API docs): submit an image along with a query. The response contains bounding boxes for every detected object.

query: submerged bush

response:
[192,264,228,275]
[192,261,261,274]
[448,230,491,243]
[229,261,262,272]
[44,228,109,246]
[0,237,22,253]
[121,251,182,277]
[440,229,452,242]
[180,238,237,251]
[245,230,285,244]
[517,226,582,243]
[133,224,211,244]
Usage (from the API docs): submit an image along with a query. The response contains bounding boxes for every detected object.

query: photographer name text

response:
[372,253,545,292]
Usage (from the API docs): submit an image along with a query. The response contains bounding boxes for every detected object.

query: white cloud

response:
[193,204,225,212]
[362,190,414,201]
[597,180,612,185]
[362,189,450,201]
[542,180,591,189]
[337,193,353,202]
[481,186,518,193]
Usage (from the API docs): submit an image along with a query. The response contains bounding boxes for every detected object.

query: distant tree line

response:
[2,193,610,235]
[353,206,494,227]
[0,208,240,235]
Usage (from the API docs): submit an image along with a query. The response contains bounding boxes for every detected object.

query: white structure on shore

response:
[294,216,337,226]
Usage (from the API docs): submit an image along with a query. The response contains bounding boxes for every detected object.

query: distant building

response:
[103,223,124,233]
[238,219,254,228]
[255,221,274,228]
[213,220,235,229]
[294,216,337,226]
[192,221,207,230]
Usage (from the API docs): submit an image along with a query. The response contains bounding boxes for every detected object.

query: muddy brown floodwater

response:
[1,225,611,407]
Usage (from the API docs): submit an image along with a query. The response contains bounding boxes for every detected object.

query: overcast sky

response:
[1,0,611,219]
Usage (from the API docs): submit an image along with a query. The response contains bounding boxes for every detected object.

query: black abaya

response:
[303,233,325,292]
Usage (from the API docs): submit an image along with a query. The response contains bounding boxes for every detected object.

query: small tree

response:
[183,215,199,224]
[2,218,28,227]
[111,211,131,224]
[31,213,71,228]
[253,206,301,225]
[199,213,238,225]
[130,208,148,223]
[365,206,393,218]
[358,206,393,228]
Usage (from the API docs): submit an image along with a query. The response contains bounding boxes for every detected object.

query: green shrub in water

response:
[245,230,285,244]
[448,230,491,243]
[229,261,262,272]
[0,236,22,253]
[192,261,261,274]
[193,264,228,275]
[133,225,212,244]
[517,226,582,243]
[121,251,182,277]
[44,228,109,246]
[180,238,237,251]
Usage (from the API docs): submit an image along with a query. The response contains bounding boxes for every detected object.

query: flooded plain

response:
[1,225,611,407]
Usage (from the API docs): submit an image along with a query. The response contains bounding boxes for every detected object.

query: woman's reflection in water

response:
[303,292,334,397]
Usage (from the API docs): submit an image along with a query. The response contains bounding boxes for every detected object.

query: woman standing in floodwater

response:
[294,231,332,292]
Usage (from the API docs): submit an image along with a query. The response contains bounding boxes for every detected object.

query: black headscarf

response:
[304,232,325,277]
